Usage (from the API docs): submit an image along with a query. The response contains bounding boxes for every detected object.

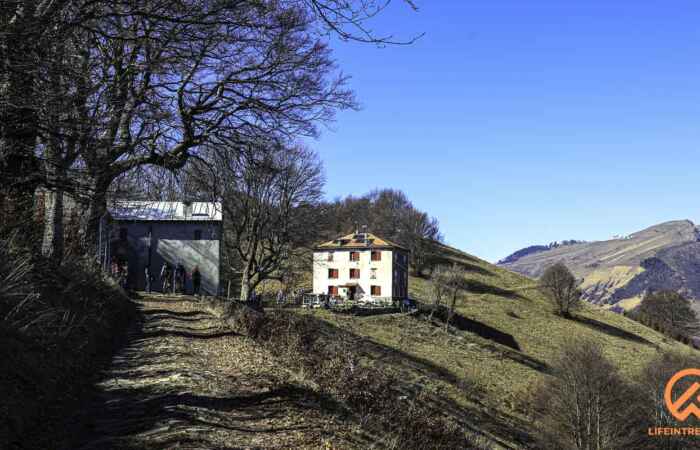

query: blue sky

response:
[313,1,700,263]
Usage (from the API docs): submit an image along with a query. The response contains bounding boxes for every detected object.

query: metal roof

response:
[109,201,222,222]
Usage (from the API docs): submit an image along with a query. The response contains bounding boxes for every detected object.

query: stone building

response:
[108,201,222,295]
[312,232,409,301]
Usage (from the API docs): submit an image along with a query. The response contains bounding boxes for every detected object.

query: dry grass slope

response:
[304,241,697,448]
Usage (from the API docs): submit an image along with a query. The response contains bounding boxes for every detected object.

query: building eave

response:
[313,245,406,252]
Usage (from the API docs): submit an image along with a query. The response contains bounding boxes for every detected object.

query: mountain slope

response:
[497,220,700,307]
[307,241,696,448]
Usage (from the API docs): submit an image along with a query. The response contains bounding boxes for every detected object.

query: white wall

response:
[114,221,221,295]
[313,249,394,298]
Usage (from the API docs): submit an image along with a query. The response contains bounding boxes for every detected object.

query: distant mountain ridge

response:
[497,220,700,311]
[497,240,587,265]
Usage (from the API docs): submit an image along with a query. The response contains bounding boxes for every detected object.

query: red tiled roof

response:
[315,232,407,251]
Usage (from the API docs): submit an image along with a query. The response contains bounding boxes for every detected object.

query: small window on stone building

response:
[194,229,202,240]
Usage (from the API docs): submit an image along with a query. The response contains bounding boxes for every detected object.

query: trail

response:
[69,294,335,450]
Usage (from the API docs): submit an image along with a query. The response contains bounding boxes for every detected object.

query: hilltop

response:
[497,220,700,310]
[304,241,696,448]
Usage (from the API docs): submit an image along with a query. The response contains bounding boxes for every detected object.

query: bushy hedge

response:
[0,233,134,449]
[208,300,483,449]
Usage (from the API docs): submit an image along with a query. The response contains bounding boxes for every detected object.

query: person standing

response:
[145,266,152,293]
[160,263,170,293]
[175,263,186,293]
[276,289,284,305]
[120,261,129,290]
[192,266,201,297]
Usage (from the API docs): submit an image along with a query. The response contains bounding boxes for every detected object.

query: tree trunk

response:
[0,3,40,196]
[41,189,64,261]
[41,139,67,261]
[239,262,263,302]
[240,264,252,301]
[79,174,111,255]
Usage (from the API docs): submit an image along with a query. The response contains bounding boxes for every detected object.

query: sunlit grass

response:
[301,242,697,448]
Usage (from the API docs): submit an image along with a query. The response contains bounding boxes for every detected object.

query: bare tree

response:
[37,26,94,260]
[367,189,442,275]
[402,208,441,275]
[0,0,52,195]
[540,262,581,317]
[1,1,102,196]
[69,1,354,250]
[320,188,443,275]
[196,140,324,301]
[429,264,465,330]
[532,339,638,450]
[3,0,420,254]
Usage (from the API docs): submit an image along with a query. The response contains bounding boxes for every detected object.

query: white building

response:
[312,232,409,301]
[108,201,222,295]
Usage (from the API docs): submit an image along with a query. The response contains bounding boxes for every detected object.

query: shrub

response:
[639,290,699,338]
[0,233,133,449]
[216,305,472,449]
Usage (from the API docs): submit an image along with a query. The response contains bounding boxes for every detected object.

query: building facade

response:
[312,232,409,301]
[108,201,222,295]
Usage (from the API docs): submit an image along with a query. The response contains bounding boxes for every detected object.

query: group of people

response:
[154,262,202,296]
[112,258,202,295]
[111,260,129,289]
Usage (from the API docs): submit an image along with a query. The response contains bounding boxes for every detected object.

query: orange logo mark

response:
[664,368,700,422]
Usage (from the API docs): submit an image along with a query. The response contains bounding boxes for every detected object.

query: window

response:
[371,251,381,261]
[371,268,377,279]
[119,227,128,241]
[327,252,334,262]
[194,229,202,240]
[328,286,338,296]
[349,251,360,261]
[371,285,381,296]
[349,268,360,279]
[328,268,339,279]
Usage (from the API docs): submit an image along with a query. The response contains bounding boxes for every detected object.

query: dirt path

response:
[70,294,342,450]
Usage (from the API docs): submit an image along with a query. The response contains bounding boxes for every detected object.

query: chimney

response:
[183,200,192,218]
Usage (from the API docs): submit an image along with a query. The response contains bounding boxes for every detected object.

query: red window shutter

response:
[371,285,381,296]
[372,251,381,261]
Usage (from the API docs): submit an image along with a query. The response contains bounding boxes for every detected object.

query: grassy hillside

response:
[301,241,697,448]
